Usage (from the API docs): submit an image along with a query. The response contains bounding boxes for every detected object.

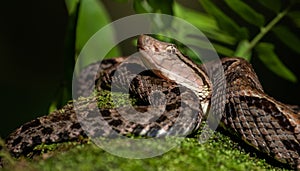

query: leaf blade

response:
[287,11,300,28]
[212,43,235,56]
[224,0,265,27]
[255,42,297,82]
[234,40,252,61]
[133,0,173,14]
[257,0,281,13]
[76,0,120,63]
[65,0,80,15]
[199,0,248,40]
[272,25,300,54]
[173,2,237,45]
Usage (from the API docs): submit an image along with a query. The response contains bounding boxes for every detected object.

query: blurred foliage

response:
[51,0,299,111]
[133,0,174,14]
[50,0,120,112]
[66,0,120,60]
[132,0,299,83]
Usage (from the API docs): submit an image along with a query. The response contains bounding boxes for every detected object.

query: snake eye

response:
[166,45,177,54]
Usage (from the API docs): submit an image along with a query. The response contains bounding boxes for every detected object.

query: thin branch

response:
[244,6,291,55]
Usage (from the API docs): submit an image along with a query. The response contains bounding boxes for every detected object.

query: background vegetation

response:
[56,0,300,111]
[0,0,299,170]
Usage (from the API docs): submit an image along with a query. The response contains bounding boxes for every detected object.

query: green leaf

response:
[76,0,120,64]
[234,40,252,61]
[257,0,281,13]
[48,87,70,113]
[272,25,300,54]
[51,0,81,110]
[224,0,265,27]
[133,0,173,14]
[255,42,297,82]
[173,2,237,45]
[133,0,152,13]
[287,11,300,28]
[65,0,80,15]
[52,0,120,111]
[112,0,129,2]
[173,2,217,31]
[212,43,235,57]
[204,30,237,46]
[133,0,173,29]
[48,101,58,113]
[148,0,173,14]
[199,0,248,40]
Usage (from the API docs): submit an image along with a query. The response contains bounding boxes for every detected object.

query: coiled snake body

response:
[2,35,300,169]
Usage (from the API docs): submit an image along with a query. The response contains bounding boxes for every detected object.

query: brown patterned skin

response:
[2,35,300,170]
[219,58,300,169]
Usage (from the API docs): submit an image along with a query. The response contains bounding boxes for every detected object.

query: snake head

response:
[137,35,178,56]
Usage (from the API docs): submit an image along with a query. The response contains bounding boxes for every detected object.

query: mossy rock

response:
[1,131,290,171]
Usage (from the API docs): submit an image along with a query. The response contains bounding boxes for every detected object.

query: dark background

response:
[0,0,299,138]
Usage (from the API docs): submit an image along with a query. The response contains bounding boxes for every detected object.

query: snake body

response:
[2,35,300,169]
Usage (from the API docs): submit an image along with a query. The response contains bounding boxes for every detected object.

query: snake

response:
[1,35,300,170]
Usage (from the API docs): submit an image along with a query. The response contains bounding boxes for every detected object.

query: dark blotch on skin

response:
[156,115,167,123]
[41,127,53,135]
[133,124,144,135]
[45,138,52,144]
[20,119,41,133]
[51,115,70,122]
[11,136,23,147]
[20,142,29,152]
[100,110,110,117]
[166,103,178,111]
[226,101,237,119]
[222,60,235,71]
[282,140,300,154]
[10,141,31,157]
[109,119,122,126]
[70,123,81,129]
[147,125,161,137]
[170,87,180,96]
[58,131,70,141]
[32,136,42,145]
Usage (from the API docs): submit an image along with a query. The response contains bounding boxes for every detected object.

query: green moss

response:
[75,90,138,109]
[2,132,292,171]
[0,139,16,168]
[33,137,89,156]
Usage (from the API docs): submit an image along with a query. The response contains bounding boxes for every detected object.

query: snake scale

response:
[2,35,300,170]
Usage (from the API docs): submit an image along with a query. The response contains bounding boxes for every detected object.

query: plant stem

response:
[246,6,290,53]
